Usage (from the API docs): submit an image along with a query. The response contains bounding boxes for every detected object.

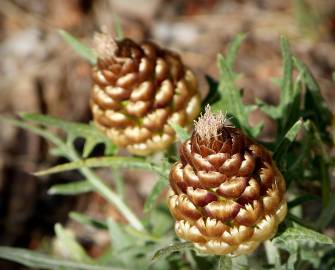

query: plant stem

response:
[80,167,145,232]
[67,149,145,232]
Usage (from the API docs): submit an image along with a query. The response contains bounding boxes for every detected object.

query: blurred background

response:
[0,0,335,269]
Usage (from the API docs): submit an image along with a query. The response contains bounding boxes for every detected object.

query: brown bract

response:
[168,117,287,255]
[90,35,201,155]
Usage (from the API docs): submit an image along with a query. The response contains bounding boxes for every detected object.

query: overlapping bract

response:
[168,125,287,255]
[90,37,200,155]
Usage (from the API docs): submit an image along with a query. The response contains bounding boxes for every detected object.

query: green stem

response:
[67,149,145,232]
[80,167,144,232]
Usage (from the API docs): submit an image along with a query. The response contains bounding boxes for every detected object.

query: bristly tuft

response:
[93,31,118,60]
[194,105,229,141]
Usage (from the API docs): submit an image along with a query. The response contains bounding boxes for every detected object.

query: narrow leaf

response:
[294,57,332,128]
[70,212,108,230]
[1,116,64,151]
[0,247,118,270]
[113,14,124,40]
[107,218,134,252]
[279,35,293,110]
[35,156,165,177]
[48,181,93,195]
[273,119,303,162]
[83,137,98,158]
[226,33,246,69]
[152,242,194,261]
[59,30,97,64]
[317,194,335,230]
[144,178,168,213]
[54,223,92,263]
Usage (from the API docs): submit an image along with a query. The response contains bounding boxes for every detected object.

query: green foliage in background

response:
[0,31,334,270]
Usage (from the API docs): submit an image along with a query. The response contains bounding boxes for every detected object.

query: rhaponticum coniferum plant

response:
[0,30,334,270]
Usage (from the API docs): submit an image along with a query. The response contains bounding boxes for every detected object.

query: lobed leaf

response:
[273,223,333,251]
[212,54,260,137]
[21,113,117,156]
[226,33,246,69]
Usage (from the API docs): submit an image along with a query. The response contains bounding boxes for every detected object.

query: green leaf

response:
[0,247,120,270]
[144,178,168,213]
[152,242,194,261]
[203,35,245,112]
[226,33,246,69]
[294,57,332,129]
[0,116,64,150]
[169,123,190,142]
[231,256,249,270]
[273,223,333,251]
[273,119,304,162]
[54,223,92,263]
[202,76,220,109]
[264,240,281,267]
[35,156,166,178]
[48,180,93,195]
[258,36,298,135]
[113,168,125,198]
[300,248,321,269]
[21,113,117,157]
[286,244,298,270]
[217,256,232,270]
[317,194,335,230]
[59,30,97,64]
[2,115,144,233]
[304,120,332,206]
[113,14,124,40]
[256,99,280,119]
[212,54,259,137]
[279,35,294,111]
[70,211,108,230]
[145,206,173,237]
[107,218,135,252]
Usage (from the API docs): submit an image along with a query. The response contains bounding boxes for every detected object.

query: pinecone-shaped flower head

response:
[168,106,287,255]
[90,33,201,155]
